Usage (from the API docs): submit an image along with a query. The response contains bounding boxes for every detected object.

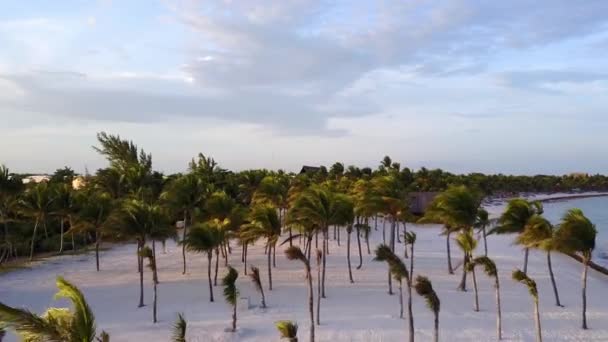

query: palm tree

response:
[182,222,223,302]
[172,313,187,342]
[276,320,298,342]
[222,266,239,332]
[249,266,266,308]
[374,244,413,342]
[20,182,55,261]
[553,208,597,329]
[51,183,75,254]
[513,269,542,342]
[315,249,322,326]
[0,165,23,262]
[455,229,478,292]
[139,246,158,323]
[414,276,440,342]
[404,232,416,283]
[491,199,542,274]
[0,276,108,341]
[517,215,563,307]
[475,208,490,256]
[241,204,281,291]
[468,256,502,340]
[284,246,314,342]
[162,173,210,275]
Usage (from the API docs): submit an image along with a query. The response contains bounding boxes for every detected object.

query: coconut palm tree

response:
[513,269,542,342]
[475,208,490,256]
[455,229,478,292]
[222,266,239,332]
[491,199,542,274]
[374,244,413,342]
[161,173,210,275]
[517,215,563,307]
[468,256,502,340]
[276,320,298,342]
[241,204,281,291]
[51,183,75,254]
[0,165,23,262]
[20,182,55,261]
[182,222,223,302]
[249,266,266,308]
[0,276,108,341]
[404,232,417,283]
[139,246,158,323]
[553,208,597,329]
[284,246,314,342]
[414,276,440,342]
[172,313,187,342]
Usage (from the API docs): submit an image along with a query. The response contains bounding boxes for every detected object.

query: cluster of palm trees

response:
[0,133,602,341]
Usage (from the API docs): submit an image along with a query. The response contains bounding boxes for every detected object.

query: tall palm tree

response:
[249,266,266,308]
[222,266,239,332]
[517,215,563,307]
[455,229,478,292]
[553,208,597,329]
[139,246,158,323]
[284,246,314,342]
[0,165,23,262]
[468,256,502,340]
[0,276,108,341]
[475,208,490,256]
[161,173,210,275]
[182,222,223,302]
[374,244,413,342]
[276,320,298,342]
[20,182,55,261]
[252,175,289,250]
[414,276,440,342]
[51,183,75,254]
[241,204,281,291]
[491,199,542,274]
[513,269,542,342]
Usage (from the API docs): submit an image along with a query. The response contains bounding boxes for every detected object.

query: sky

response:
[1,0,608,175]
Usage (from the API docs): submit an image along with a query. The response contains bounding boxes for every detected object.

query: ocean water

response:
[542,196,608,266]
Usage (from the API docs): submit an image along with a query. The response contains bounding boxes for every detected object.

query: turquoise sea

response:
[542,196,608,266]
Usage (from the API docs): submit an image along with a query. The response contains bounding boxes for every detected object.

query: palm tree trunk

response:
[243,243,248,275]
[382,219,386,243]
[407,281,414,342]
[29,218,39,261]
[365,219,371,255]
[152,241,158,323]
[446,230,453,274]
[347,229,354,283]
[482,225,488,256]
[433,312,439,342]
[306,264,315,342]
[59,218,64,254]
[138,243,145,308]
[43,221,48,239]
[152,240,158,284]
[547,251,562,307]
[321,227,327,298]
[523,247,529,275]
[208,251,214,302]
[316,254,321,326]
[495,277,502,340]
[337,225,340,246]
[388,219,396,295]
[232,303,237,332]
[273,242,277,268]
[356,226,363,270]
[214,248,219,286]
[399,279,404,319]
[534,298,542,342]
[268,240,273,291]
[95,232,101,272]
[458,254,468,291]
[403,222,408,258]
[260,284,267,308]
[582,257,589,329]
[472,267,479,311]
[182,210,188,275]
[374,215,378,231]
[409,243,415,282]
[153,279,158,323]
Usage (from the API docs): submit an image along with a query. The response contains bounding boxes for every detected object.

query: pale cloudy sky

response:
[1,1,608,175]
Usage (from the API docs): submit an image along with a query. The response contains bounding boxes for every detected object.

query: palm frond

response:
[374,244,408,281]
[404,231,417,245]
[414,275,440,314]
[512,269,538,298]
[467,256,497,277]
[97,331,110,342]
[455,229,477,253]
[54,276,96,342]
[275,320,298,339]
[222,266,239,306]
[284,246,308,265]
[0,302,63,341]
[172,313,187,342]
[249,266,263,294]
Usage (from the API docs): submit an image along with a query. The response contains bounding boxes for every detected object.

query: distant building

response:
[300,166,320,175]
[22,175,50,184]
[409,192,440,215]
[72,176,86,190]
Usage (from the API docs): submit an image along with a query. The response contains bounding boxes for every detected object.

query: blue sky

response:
[1,0,608,175]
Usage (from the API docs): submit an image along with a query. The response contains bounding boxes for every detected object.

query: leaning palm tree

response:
[455,229,478,292]
[284,246,314,342]
[404,231,417,281]
[249,266,266,308]
[172,313,187,342]
[374,245,413,342]
[20,182,55,260]
[276,320,298,342]
[553,208,597,329]
[139,246,158,323]
[182,222,223,302]
[0,276,108,341]
[517,215,563,307]
[222,266,239,332]
[475,208,490,256]
[468,256,502,340]
[513,269,542,342]
[414,276,440,342]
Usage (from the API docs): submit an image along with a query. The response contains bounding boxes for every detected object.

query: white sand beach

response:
[2,216,608,341]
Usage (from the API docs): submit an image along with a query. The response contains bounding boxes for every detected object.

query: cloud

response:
[497,70,608,91]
